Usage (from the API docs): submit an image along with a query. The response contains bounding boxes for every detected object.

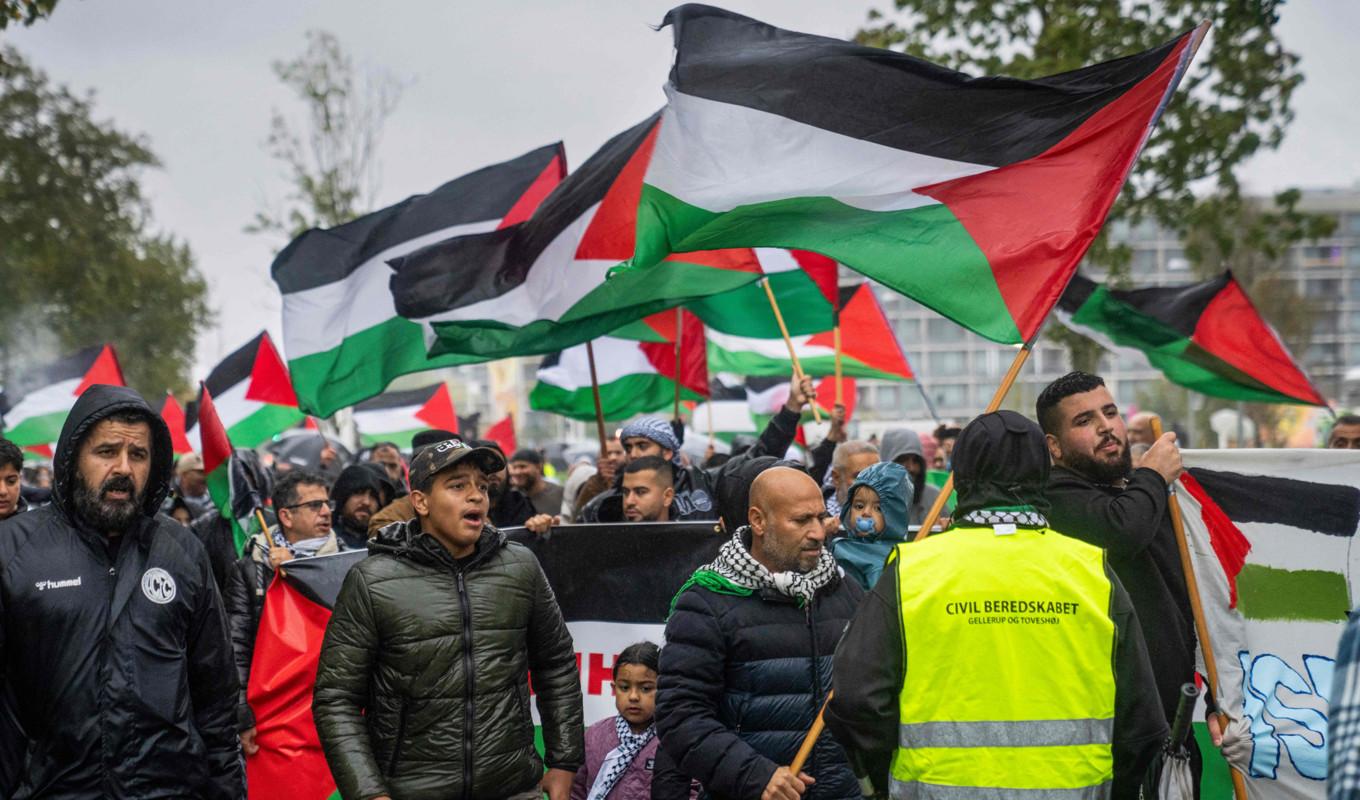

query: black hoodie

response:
[330,462,395,550]
[0,385,242,798]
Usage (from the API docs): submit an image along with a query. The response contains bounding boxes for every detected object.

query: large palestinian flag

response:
[530,309,709,421]
[352,384,461,448]
[628,5,1204,345]
[389,114,765,365]
[0,344,124,451]
[246,550,368,800]
[706,284,914,381]
[187,332,304,450]
[1057,272,1326,406]
[273,143,566,417]
[1174,449,1360,798]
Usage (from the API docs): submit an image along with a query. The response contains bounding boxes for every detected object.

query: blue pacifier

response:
[854,516,877,534]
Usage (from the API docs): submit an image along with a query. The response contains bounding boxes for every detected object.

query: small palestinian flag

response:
[196,384,249,553]
[389,114,765,365]
[530,310,709,421]
[246,550,367,800]
[187,332,305,449]
[692,374,848,443]
[1057,272,1326,406]
[273,143,566,417]
[0,344,124,449]
[160,393,194,456]
[706,284,914,381]
[688,249,839,337]
[1174,449,1360,795]
[352,384,460,448]
[630,5,1204,345]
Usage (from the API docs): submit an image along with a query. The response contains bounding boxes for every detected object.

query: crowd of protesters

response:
[3,373,1360,798]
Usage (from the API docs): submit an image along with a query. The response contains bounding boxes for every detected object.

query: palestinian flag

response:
[530,310,709,421]
[692,374,850,443]
[389,114,765,364]
[196,384,251,553]
[160,393,194,456]
[352,384,460,448]
[706,284,914,380]
[629,5,1204,345]
[187,332,305,449]
[246,550,367,800]
[689,249,839,337]
[273,143,567,417]
[1057,272,1326,406]
[0,344,124,449]
[1174,449,1360,797]
[505,524,723,725]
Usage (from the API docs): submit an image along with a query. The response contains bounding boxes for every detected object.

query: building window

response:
[1305,278,1343,300]
[929,350,969,376]
[1130,249,1157,275]
[931,384,969,409]
[874,384,902,410]
[926,317,966,342]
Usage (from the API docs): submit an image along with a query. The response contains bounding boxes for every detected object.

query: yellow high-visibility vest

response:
[890,525,1118,798]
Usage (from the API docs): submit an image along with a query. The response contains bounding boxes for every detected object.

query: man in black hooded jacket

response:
[0,384,242,798]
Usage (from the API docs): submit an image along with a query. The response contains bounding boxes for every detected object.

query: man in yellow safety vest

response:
[825,410,1167,799]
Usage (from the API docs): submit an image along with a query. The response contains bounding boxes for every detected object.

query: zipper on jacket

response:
[456,569,475,800]
[387,699,408,776]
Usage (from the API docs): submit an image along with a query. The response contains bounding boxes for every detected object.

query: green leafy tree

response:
[857,1,1317,378]
[249,30,404,239]
[0,0,57,31]
[0,47,211,397]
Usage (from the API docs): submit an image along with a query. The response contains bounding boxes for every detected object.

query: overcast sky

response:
[8,0,1359,379]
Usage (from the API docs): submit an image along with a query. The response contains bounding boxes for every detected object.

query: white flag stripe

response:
[536,337,658,391]
[647,88,992,214]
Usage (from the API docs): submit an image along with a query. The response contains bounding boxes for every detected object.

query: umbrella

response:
[1145,683,1200,799]
[266,430,353,478]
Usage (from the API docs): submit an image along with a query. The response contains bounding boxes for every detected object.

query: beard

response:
[73,473,145,534]
[1064,435,1133,484]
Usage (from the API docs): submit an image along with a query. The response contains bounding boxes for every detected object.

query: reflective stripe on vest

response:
[890,526,1117,794]
[889,780,1112,799]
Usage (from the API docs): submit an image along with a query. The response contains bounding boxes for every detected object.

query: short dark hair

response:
[624,455,673,487]
[1036,371,1108,435]
[613,641,660,679]
[370,441,402,455]
[1333,414,1360,429]
[510,448,543,466]
[0,438,22,472]
[272,469,331,511]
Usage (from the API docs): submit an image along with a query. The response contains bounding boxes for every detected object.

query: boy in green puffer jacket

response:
[314,439,584,800]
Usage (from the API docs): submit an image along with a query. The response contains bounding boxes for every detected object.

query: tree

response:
[856,1,1319,378]
[248,30,404,239]
[0,48,211,397]
[0,0,57,31]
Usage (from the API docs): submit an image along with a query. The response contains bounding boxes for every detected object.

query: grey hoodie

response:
[877,428,947,526]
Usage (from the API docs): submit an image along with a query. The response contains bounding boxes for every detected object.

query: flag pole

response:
[761,279,822,422]
[833,324,844,407]
[585,340,608,459]
[1150,415,1248,799]
[673,307,684,420]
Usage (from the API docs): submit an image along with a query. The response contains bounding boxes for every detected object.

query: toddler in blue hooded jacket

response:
[830,460,914,591]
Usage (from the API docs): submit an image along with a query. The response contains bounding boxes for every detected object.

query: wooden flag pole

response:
[1150,415,1248,800]
[761,279,822,422]
[585,340,609,459]
[790,339,1036,776]
[833,325,844,407]
[673,307,685,420]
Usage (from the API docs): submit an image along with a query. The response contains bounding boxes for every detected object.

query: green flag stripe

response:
[688,268,832,338]
[2,409,68,447]
[706,346,909,381]
[227,404,306,449]
[633,184,1019,343]
[529,373,704,422]
[1236,563,1349,622]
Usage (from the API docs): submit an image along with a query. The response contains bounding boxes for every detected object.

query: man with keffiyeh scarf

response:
[656,466,863,800]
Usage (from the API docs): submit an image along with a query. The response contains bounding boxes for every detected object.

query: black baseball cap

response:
[408,439,506,492]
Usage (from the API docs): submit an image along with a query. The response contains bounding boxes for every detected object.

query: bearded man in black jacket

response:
[0,384,241,798]
[1038,371,1221,794]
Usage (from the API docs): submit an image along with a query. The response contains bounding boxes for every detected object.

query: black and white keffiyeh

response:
[960,507,1049,529]
[698,526,840,604]
[586,715,655,800]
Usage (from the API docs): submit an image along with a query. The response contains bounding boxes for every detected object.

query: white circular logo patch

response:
[141,568,176,605]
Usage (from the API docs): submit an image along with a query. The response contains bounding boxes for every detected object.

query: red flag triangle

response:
[161,393,194,455]
[486,414,516,455]
[244,333,300,408]
[414,384,460,433]
[75,345,126,396]
[197,385,234,476]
